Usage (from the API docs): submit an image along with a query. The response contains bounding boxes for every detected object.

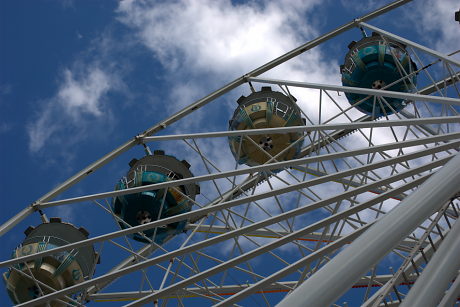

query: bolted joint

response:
[242,74,252,83]
[451,191,460,200]
[30,201,41,212]
[134,134,145,145]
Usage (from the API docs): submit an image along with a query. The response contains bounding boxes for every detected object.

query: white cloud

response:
[117,0,320,75]
[50,204,76,223]
[27,64,117,152]
[58,67,111,118]
[116,0,340,128]
[340,0,383,12]
[410,0,460,56]
[28,106,58,152]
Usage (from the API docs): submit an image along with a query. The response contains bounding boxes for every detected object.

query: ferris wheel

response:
[1,0,460,306]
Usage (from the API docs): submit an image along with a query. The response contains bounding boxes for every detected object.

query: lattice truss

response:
[1,1,459,306]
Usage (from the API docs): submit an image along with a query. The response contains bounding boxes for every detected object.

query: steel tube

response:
[1,1,411,223]
[187,224,424,250]
[88,273,418,301]
[93,172,430,306]
[85,244,155,295]
[140,116,460,141]
[14,159,437,307]
[359,22,460,68]
[437,270,460,307]
[0,206,34,237]
[400,218,460,306]
[38,135,460,208]
[276,152,460,307]
[2,142,456,270]
[248,77,460,106]
[127,225,373,307]
[212,226,372,307]
[362,231,446,306]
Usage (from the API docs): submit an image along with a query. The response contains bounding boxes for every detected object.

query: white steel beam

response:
[0,207,34,238]
[359,22,460,68]
[276,152,460,307]
[248,77,460,106]
[186,224,423,251]
[400,218,460,306]
[2,142,456,270]
[115,170,435,306]
[437,270,460,307]
[186,224,340,242]
[126,224,374,307]
[0,0,412,238]
[38,134,460,208]
[291,166,407,200]
[85,244,156,296]
[362,229,447,307]
[88,273,418,301]
[141,116,460,142]
[13,159,437,307]
[207,176,432,307]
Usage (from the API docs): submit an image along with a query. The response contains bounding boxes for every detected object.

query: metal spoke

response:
[2,2,460,306]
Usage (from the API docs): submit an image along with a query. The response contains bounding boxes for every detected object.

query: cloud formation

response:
[58,67,111,117]
[410,0,459,56]
[118,0,320,75]
[116,0,341,122]
[27,64,116,152]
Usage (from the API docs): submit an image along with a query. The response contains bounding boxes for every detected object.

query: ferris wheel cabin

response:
[340,32,417,116]
[112,151,199,244]
[228,87,305,167]
[3,218,98,306]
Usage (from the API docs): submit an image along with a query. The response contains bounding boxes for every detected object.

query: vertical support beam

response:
[400,217,460,307]
[276,153,460,307]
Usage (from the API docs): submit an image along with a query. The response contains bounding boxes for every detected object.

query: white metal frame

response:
[2,0,460,306]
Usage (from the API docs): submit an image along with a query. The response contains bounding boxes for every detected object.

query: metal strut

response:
[276,152,460,307]
[0,0,413,237]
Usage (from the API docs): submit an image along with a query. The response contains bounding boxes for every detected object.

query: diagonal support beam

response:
[0,0,413,237]
[36,133,460,208]
[248,77,460,106]
[400,218,460,306]
[186,224,424,251]
[276,152,460,307]
[2,141,457,270]
[359,22,460,68]
[13,153,445,307]
[138,116,460,142]
[87,273,418,301]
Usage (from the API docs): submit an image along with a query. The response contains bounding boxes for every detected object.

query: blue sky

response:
[1,0,459,306]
